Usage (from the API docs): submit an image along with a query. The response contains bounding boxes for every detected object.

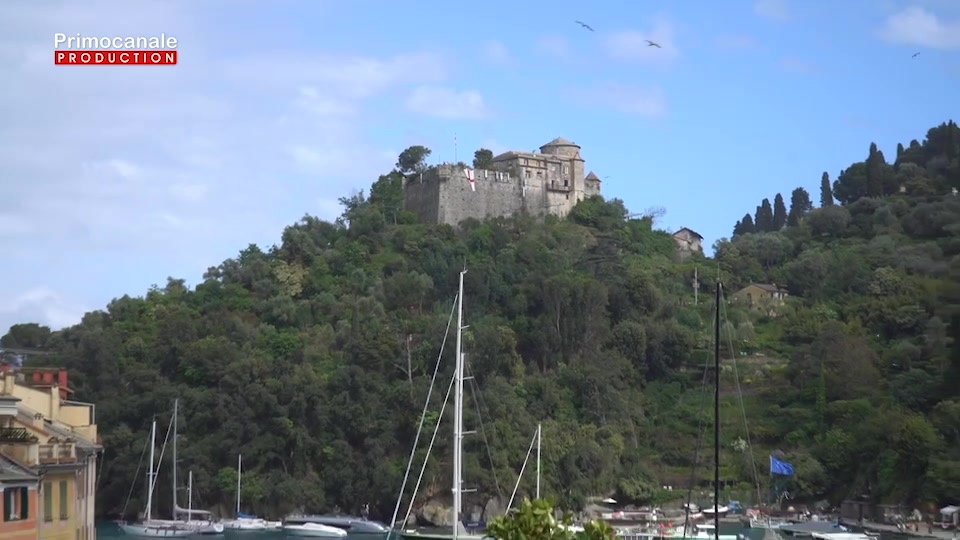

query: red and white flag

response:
[465,168,476,191]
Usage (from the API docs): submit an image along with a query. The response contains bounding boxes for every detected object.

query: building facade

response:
[403,137,603,226]
[0,368,100,540]
[0,396,39,540]
[672,227,704,259]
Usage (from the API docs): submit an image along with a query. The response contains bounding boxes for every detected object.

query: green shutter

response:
[43,482,52,522]
[59,480,68,519]
[20,487,28,520]
[3,488,10,522]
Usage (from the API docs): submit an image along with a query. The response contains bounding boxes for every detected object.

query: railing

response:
[0,427,38,444]
[38,443,76,464]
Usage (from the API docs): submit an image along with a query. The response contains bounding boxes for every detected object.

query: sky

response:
[0,0,958,334]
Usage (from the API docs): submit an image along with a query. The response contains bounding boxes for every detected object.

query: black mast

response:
[713,282,722,540]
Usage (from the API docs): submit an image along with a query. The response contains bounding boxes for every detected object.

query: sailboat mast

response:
[172,398,178,517]
[535,424,541,499]
[713,282,722,540]
[188,471,193,516]
[452,270,466,540]
[146,418,157,522]
[236,454,242,515]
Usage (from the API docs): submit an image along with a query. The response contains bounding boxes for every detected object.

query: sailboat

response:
[148,399,224,535]
[400,270,488,540]
[223,454,282,530]
[117,418,193,537]
[623,284,738,540]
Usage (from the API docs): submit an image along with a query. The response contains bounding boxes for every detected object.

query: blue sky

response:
[1,0,958,333]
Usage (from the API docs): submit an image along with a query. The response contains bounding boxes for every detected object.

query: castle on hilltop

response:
[403,137,603,226]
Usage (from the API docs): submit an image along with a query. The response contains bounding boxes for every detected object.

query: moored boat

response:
[282,519,350,537]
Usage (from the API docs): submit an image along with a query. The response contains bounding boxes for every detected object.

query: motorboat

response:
[291,514,390,534]
[282,519,350,537]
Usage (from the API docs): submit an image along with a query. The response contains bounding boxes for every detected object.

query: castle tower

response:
[539,137,586,194]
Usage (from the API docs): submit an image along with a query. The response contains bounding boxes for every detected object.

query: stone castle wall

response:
[404,165,568,226]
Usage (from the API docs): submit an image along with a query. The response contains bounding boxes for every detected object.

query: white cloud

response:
[572,82,667,117]
[405,86,487,119]
[754,0,791,21]
[0,0,454,332]
[479,40,511,64]
[604,19,680,64]
[535,35,572,60]
[879,7,960,49]
[0,288,89,332]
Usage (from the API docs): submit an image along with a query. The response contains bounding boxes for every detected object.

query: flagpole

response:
[454,133,458,164]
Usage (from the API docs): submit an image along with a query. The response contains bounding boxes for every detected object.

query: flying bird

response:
[912,51,920,58]
[575,20,594,31]
[646,40,662,48]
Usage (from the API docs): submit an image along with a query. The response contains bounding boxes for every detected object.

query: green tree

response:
[473,148,495,169]
[754,199,774,232]
[787,187,813,226]
[487,499,614,540]
[396,145,432,174]
[819,172,833,207]
[772,193,787,230]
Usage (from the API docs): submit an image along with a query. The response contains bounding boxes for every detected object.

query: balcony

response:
[38,442,76,465]
[0,427,38,444]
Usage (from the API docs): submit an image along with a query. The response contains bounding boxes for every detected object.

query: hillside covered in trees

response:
[2,121,959,520]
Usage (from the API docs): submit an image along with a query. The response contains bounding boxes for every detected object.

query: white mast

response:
[452,270,466,540]
[188,471,193,517]
[146,418,157,522]
[535,424,541,499]
[172,398,178,519]
[236,454,242,515]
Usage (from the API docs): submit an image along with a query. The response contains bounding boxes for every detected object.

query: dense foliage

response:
[486,498,614,540]
[2,121,959,521]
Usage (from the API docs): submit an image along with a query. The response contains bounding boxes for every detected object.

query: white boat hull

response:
[283,523,350,537]
[118,523,194,537]
[147,518,224,534]
[224,517,282,530]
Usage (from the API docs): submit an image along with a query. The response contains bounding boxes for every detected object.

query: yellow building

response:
[0,368,100,540]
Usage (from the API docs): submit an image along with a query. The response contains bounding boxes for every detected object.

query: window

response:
[525,169,531,178]
[59,480,68,519]
[562,165,569,175]
[43,482,52,522]
[3,487,28,521]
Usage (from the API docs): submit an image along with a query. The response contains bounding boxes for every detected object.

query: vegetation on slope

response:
[2,121,959,520]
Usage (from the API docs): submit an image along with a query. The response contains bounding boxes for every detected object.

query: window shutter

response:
[3,489,9,522]
[20,488,28,520]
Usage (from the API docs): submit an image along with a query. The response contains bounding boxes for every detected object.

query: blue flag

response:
[770,455,795,476]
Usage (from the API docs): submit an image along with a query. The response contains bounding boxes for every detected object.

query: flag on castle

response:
[464,168,476,191]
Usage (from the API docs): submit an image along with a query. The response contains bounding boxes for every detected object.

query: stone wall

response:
[403,164,587,226]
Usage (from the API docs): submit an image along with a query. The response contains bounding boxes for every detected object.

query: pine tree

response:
[787,187,812,226]
[819,172,834,207]
[772,193,787,230]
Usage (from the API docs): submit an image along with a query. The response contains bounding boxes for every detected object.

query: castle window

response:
[566,193,570,200]
[536,170,543,177]
[562,165,569,175]
[525,169,531,178]
[564,179,569,187]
